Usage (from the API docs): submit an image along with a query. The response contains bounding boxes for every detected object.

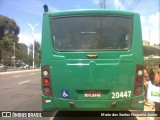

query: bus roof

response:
[44,9,136,17]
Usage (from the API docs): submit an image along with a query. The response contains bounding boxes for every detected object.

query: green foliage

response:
[0,15,20,65]
[143,46,160,56]
[0,15,41,67]
[16,43,31,64]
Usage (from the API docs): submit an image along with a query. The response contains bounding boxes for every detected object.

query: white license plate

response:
[84,91,101,97]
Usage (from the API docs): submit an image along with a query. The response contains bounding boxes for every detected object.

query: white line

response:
[18,80,30,85]
[13,75,22,77]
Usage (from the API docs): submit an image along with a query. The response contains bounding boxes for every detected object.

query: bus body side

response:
[41,10,144,111]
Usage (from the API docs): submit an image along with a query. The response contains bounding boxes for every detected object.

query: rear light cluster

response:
[134,65,144,96]
[41,66,53,96]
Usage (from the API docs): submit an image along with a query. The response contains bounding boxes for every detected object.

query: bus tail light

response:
[41,66,53,96]
[134,65,143,96]
[44,79,49,84]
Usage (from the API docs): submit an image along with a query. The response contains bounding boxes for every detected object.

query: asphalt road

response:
[0,70,156,120]
[0,69,41,111]
[0,70,53,120]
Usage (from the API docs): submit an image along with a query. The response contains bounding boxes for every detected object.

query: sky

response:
[0,0,159,46]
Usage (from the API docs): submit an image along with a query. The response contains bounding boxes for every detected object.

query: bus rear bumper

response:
[42,95,144,111]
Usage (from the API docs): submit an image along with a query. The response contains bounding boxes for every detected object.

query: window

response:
[51,16,132,51]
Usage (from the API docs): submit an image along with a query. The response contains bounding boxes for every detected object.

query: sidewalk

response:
[7,67,23,71]
[136,100,155,120]
[0,67,40,75]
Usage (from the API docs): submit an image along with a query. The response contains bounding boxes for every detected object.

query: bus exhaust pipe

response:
[69,102,75,108]
[111,102,117,107]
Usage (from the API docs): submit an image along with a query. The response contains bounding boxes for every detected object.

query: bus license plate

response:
[84,91,101,97]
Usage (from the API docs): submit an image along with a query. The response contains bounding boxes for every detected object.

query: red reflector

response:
[44,79,49,84]
[42,100,46,103]
[132,101,139,104]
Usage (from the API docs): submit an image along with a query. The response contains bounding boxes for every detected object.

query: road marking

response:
[18,80,30,85]
[14,75,22,77]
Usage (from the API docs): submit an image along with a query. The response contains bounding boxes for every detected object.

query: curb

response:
[0,69,40,75]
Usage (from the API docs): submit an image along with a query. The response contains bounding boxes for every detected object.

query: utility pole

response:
[148,30,150,45]
[13,42,16,68]
[28,47,30,55]
[28,23,39,69]
[13,36,16,68]
[100,0,106,9]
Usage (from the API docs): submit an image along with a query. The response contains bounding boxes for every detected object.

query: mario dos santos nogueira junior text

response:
[101,112,158,117]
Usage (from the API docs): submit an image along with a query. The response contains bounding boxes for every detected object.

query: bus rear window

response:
[51,16,132,51]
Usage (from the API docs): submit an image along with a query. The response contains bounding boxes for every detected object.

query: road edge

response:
[0,69,40,75]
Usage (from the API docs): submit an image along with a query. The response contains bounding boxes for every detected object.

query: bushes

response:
[0,66,8,72]
[3,66,8,71]
[144,58,160,67]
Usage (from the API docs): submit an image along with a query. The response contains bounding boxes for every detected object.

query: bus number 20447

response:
[111,91,131,99]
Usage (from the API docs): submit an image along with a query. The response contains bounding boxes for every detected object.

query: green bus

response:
[41,5,144,111]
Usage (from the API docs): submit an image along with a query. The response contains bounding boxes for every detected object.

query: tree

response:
[34,41,41,67]
[0,15,20,65]
[16,43,32,65]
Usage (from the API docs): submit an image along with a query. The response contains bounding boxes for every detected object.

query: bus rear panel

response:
[41,9,144,111]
